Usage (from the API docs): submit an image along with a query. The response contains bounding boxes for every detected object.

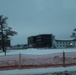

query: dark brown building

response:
[28,34,54,48]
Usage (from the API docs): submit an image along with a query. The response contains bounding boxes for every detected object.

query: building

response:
[28,34,76,49]
[28,34,55,48]
[35,34,52,48]
[28,36,36,48]
[54,39,76,48]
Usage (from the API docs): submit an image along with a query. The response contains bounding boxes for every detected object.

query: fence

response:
[0,52,76,70]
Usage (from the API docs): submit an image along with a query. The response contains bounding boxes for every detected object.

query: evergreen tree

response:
[71,28,76,39]
[0,15,17,55]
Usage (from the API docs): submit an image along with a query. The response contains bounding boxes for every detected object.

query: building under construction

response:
[28,34,55,48]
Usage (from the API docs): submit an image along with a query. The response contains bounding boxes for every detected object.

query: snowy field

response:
[0,48,76,75]
[0,48,76,56]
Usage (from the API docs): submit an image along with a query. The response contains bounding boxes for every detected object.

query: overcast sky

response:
[0,0,76,45]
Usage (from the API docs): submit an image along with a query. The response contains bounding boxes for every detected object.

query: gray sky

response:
[0,0,76,45]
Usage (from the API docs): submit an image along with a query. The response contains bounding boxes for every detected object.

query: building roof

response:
[55,39,76,41]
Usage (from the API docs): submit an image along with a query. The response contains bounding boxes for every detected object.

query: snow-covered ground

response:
[0,52,76,66]
[0,66,76,75]
[0,48,76,75]
[0,48,76,56]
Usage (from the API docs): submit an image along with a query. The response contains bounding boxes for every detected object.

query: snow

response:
[0,66,76,75]
[0,48,76,56]
[0,52,76,66]
[0,48,76,75]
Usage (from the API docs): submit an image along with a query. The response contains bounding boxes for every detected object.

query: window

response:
[60,45,62,47]
[57,45,59,47]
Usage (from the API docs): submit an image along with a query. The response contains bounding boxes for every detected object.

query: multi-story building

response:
[54,39,76,48]
[28,34,55,48]
[35,34,53,48]
[28,36,36,48]
[28,34,76,49]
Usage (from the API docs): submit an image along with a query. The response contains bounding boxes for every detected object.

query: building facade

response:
[28,34,76,49]
[28,36,36,48]
[54,39,76,48]
[28,34,55,48]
